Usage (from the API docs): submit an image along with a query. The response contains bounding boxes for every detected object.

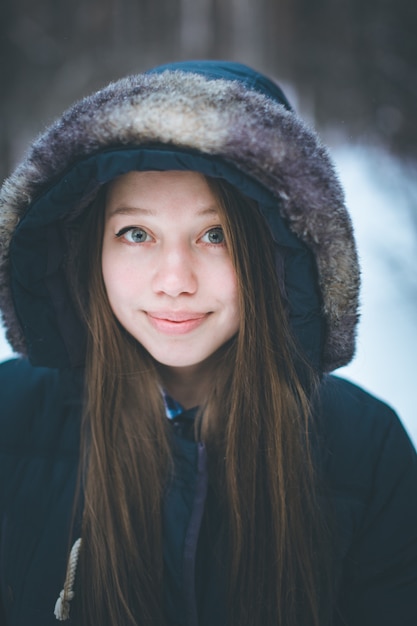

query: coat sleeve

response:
[324,377,417,625]
[0,358,81,625]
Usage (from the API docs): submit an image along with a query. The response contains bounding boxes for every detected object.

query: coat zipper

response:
[182,442,208,626]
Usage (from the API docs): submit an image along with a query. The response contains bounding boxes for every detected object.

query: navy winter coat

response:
[1,359,416,625]
[0,61,416,624]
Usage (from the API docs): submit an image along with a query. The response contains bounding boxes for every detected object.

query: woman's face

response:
[102,170,240,375]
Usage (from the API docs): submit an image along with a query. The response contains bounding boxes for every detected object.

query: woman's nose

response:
[152,244,198,297]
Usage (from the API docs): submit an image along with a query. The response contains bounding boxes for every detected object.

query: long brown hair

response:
[69,174,331,625]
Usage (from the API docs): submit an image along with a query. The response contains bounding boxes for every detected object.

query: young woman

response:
[0,61,416,626]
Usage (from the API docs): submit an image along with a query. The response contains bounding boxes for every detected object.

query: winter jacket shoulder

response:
[0,358,81,626]
[318,375,417,625]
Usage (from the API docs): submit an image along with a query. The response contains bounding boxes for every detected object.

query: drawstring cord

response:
[54,538,82,620]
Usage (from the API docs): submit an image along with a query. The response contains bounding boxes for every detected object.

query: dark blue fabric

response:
[317,377,417,626]
[0,360,81,626]
[1,359,417,625]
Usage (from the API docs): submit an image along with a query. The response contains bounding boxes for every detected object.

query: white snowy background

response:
[1,143,416,447]
[334,145,417,446]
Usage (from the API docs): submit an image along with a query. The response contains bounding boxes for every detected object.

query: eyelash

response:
[114,226,225,246]
[115,226,151,243]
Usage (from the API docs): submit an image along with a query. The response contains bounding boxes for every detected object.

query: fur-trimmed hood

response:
[0,60,360,371]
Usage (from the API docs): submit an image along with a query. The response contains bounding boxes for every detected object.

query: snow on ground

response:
[0,143,416,446]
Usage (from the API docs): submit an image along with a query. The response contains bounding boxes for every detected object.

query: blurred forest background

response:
[0,0,416,440]
[1,0,416,176]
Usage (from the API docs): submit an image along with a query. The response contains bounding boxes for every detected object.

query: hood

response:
[0,60,360,372]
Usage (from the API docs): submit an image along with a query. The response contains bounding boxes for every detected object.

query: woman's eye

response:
[201,227,225,245]
[116,227,150,243]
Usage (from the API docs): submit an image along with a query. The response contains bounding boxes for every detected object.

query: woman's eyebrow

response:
[197,206,220,215]
[106,206,155,218]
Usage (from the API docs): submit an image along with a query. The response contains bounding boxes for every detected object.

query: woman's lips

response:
[146,311,209,334]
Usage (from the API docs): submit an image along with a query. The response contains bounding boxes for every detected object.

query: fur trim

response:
[0,70,360,371]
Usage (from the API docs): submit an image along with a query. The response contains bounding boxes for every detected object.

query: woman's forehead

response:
[105,170,217,213]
